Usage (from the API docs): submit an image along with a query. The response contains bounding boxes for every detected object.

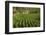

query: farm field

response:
[13,7,40,28]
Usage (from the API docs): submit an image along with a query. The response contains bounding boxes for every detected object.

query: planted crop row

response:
[13,14,40,28]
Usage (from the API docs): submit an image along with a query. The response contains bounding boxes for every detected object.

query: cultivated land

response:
[13,7,40,28]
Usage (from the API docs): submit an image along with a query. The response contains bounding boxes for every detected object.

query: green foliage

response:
[13,14,40,28]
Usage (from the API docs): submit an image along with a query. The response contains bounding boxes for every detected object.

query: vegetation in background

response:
[13,7,40,28]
